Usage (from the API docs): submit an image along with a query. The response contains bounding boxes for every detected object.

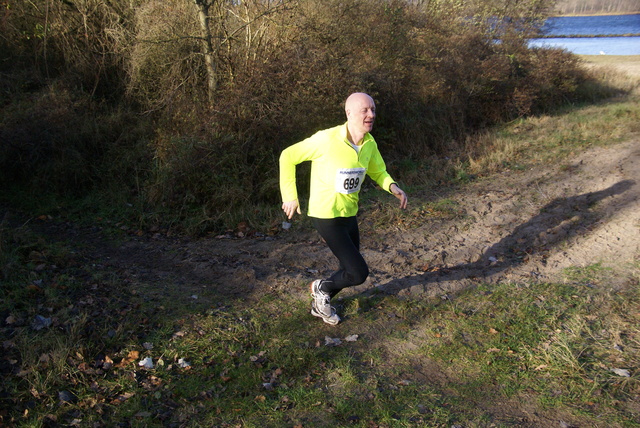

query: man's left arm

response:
[389,183,408,209]
[367,148,408,210]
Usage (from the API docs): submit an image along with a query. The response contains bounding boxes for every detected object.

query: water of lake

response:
[529,14,640,55]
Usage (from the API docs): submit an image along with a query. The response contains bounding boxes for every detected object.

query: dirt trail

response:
[34,137,636,312]
[11,59,639,312]
[286,138,639,301]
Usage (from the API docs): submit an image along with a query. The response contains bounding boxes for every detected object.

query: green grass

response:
[465,95,640,177]
[2,215,638,428]
[2,75,640,426]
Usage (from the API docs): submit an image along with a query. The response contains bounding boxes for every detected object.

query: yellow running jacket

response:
[279,123,397,219]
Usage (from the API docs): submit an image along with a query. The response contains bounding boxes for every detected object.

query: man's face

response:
[346,94,376,135]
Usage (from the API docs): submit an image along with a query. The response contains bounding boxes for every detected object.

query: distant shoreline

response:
[538,34,640,38]
[551,11,640,17]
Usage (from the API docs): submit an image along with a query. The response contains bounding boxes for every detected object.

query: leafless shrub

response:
[2,0,624,232]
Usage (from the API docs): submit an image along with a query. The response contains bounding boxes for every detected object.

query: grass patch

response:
[2,215,638,428]
[465,95,640,177]
[360,195,466,233]
[2,80,639,426]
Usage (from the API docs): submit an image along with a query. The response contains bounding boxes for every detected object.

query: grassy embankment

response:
[581,55,640,80]
[1,61,639,427]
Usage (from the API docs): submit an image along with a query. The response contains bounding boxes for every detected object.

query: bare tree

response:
[194,0,219,104]
[129,0,294,110]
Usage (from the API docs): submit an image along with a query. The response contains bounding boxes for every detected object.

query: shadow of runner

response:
[369,179,636,297]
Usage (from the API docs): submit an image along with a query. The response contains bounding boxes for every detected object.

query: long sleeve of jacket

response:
[279,131,322,204]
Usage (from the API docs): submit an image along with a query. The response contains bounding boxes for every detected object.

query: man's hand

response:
[390,183,408,210]
[282,200,302,219]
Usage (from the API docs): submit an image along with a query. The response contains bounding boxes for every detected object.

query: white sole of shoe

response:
[311,306,340,325]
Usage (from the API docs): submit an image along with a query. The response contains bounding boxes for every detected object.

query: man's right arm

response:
[279,132,322,216]
[279,146,300,205]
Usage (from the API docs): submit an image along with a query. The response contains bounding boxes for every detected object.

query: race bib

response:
[335,168,366,194]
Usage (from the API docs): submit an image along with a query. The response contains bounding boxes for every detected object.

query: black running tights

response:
[311,216,369,297]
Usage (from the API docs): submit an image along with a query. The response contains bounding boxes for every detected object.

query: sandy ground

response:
[145,137,637,304]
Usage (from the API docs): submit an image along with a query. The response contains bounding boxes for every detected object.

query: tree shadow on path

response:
[369,179,636,297]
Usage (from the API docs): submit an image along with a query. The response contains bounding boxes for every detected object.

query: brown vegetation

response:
[554,0,640,15]
[0,0,629,233]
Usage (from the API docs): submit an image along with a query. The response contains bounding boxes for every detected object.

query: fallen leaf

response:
[324,336,342,347]
[138,357,154,369]
[489,328,499,335]
[103,355,113,369]
[58,390,77,404]
[116,351,140,368]
[16,369,31,377]
[31,315,52,331]
[610,368,630,377]
[140,375,163,391]
[111,392,134,405]
[27,284,43,293]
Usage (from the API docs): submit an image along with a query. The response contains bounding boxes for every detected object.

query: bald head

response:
[345,93,376,144]
[345,92,375,114]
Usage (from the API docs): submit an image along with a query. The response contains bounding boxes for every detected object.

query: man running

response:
[279,92,408,325]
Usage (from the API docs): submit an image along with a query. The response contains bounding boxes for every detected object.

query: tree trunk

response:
[195,0,218,105]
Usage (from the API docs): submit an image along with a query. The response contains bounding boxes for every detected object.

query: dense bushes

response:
[0,0,614,232]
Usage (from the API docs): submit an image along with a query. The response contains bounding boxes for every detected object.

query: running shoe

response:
[311,303,340,325]
[310,280,341,325]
